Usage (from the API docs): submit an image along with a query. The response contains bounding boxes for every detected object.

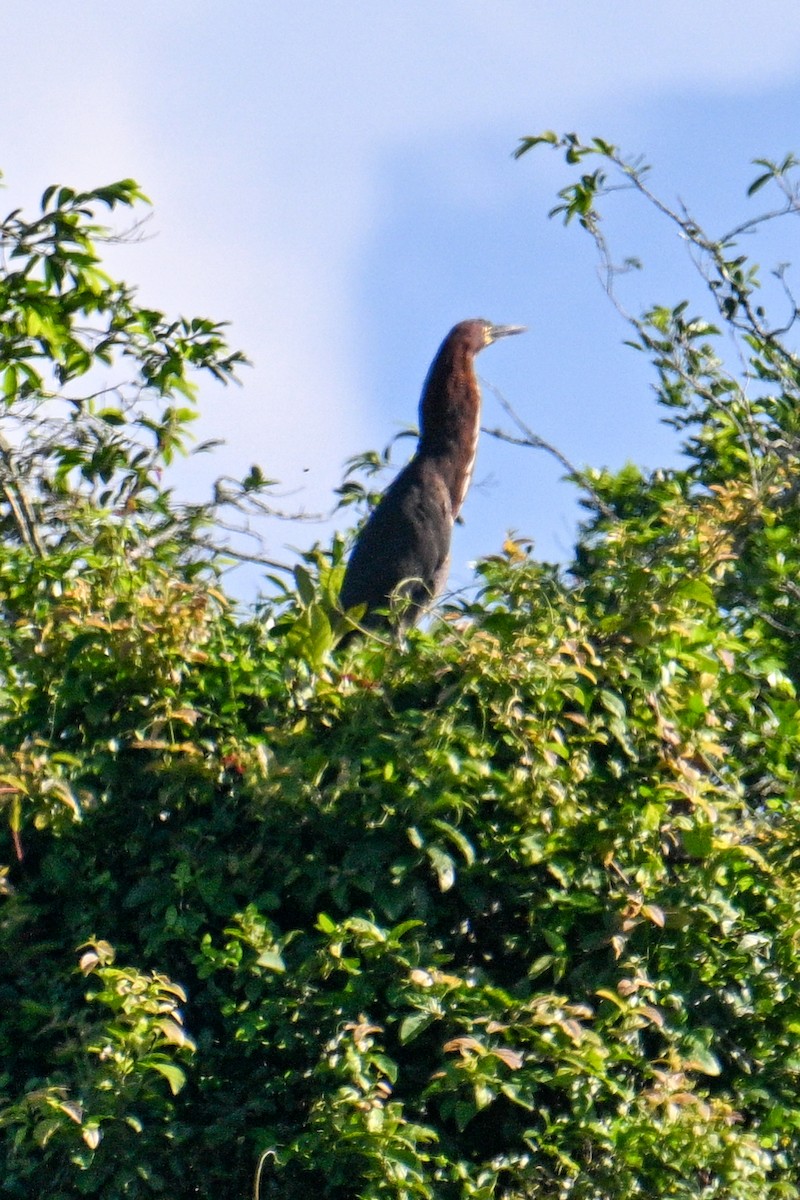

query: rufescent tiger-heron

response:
[339,318,525,635]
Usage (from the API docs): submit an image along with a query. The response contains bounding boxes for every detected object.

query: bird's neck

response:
[417,343,481,518]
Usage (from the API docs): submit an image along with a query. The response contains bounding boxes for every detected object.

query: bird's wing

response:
[340,458,453,622]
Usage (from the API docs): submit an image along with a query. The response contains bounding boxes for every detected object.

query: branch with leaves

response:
[0,179,321,585]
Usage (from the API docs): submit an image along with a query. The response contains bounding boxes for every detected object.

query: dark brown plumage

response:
[340,318,525,635]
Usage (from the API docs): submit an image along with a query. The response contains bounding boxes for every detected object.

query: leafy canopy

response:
[2,142,800,1199]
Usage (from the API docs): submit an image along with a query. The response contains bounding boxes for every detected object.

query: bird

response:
[339,318,525,636]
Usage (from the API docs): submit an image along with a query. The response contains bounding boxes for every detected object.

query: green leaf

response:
[3,365,17,398]
[147,1060,187,1095]
[255,949,286,973]
[426,845,456,892]
[683,1044,721,1076]
[747,171,773,197]
[293,564,316,606]
[428,818,475,865]
[599,689,626,720]
[399,1012,434,1044]
[513,131,559,159]
[677,578,717,608]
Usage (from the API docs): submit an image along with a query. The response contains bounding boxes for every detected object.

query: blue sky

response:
[5,2,800,599]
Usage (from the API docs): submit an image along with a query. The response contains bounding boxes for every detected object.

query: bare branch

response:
[192,537,294,574]
[480,379,617,521]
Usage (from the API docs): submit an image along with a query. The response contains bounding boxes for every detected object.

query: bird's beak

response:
[488,324,526,341]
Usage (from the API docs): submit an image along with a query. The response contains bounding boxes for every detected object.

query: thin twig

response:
[192,537,294,574]
[480,380,616,521]
[0,433,45,556]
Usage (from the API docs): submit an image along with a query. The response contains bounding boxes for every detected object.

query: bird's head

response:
[453,318,526,355]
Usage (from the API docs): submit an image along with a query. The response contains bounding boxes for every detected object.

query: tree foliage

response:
[2,142,800,1198]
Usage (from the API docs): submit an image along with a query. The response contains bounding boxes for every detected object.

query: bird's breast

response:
[453,417,480,515]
